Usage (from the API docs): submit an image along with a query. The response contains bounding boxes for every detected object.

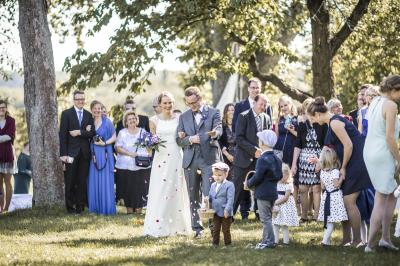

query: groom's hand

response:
[224,210,229,218]
[189,135,200,144]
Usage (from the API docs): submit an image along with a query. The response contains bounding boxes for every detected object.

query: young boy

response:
[245,130,282,249]
[209,162,235,246]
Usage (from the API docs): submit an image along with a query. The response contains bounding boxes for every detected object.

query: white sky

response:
[4,16,189,73]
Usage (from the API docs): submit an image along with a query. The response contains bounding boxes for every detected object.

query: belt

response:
[324,189,340,229]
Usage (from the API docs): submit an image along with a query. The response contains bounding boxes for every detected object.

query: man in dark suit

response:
[59,90,95,214]
[232,77,273,133]
[233,94,272,219]
[348,84,370,128]
[116,99,150,135]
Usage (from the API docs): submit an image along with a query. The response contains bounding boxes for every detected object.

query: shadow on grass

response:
[0,207,142,235]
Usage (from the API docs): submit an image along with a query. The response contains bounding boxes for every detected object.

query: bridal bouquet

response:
[135,131,166,152]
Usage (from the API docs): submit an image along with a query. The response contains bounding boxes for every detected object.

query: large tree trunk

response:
[210,24,230,105]
[307,0,335,99]
[18,0,64,207]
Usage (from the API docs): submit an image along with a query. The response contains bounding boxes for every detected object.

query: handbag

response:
[135,128,152,168]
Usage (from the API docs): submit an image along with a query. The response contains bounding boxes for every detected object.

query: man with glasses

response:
[116,99,150,136]
[59,90,95,214]
[349,84,371,129]
[231,77,273,220]
[176,86,223,239]
[232,77,273,133]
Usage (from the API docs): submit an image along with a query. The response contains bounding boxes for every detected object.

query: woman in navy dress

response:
[274,95,298,167]
[87,100,117,215]
[307,97,372,247]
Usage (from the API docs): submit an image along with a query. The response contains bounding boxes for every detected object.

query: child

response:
[272,163,299,245]
[209,162,235,246]
[246,130,283,249]
[317,148,348,246]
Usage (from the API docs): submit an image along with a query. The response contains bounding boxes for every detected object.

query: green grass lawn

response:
[0,208,398,266]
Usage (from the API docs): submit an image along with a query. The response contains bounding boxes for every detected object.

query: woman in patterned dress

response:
[292,99,327,222]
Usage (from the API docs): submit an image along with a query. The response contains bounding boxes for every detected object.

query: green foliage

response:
[336,0,400,111]
[0,0,19,80]
[54,1,310,95]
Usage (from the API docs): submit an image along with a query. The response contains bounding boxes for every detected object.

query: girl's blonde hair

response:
[278,95,297,117]
[281,163,293,184]
[319,147,341,170]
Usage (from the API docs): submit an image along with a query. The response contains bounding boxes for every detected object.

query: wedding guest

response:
[317,148,348,246]
[246,129,282,249]
[274,95,298,167]
[292,98,327,222]
[101,104,108,117]
[87,101,117,215]
[364,75,400,252]
[116,99,150,136]
[219,103,235,180]
[327,98,353,122]
[209,162,235,246]
[115,98,150,204]
[151,96,162,118]
[307,97,372,247]
[14,142,32,194]
[115,111,151,214]
[0,99,16,212]
[349,84,371,128]
[232,77,272,133]
[358,86,380,137]
[233,94,272,220]
[59,90,95,214]
[272,164,299,245]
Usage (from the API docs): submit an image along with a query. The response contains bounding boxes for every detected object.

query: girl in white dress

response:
[317,148,348,246]
[143,92,191,237]
[272,164,299,245]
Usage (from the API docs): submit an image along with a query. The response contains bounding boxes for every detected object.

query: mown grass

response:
[0,207,398,265]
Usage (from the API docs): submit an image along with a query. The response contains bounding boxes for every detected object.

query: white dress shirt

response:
[194,105,205,125]
[248,96,255,109]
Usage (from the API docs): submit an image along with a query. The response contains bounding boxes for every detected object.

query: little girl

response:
[317,147,348,246]
[272,163,299,245]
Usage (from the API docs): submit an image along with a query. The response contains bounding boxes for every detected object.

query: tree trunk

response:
[210,24,230,105]
[18,0,64,207]
[307,0,335,99]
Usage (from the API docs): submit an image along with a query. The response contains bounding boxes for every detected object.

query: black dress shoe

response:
[75,205,84,214]
[67,207,76,214]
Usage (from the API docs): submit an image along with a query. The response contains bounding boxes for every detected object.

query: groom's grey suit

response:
[176,105,222,232]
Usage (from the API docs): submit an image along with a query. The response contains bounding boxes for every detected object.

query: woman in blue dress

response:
[307,97,372,247]
[87,100,117,215]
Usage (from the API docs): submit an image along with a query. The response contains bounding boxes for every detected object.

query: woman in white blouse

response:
[115,111,151,214]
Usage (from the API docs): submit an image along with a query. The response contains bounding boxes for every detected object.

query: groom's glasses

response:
[186,98,199,106]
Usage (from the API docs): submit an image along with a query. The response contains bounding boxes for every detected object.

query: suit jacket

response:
[234,109,272,168]
[116,114,150,137]
[247,151,282,201]
[59,106,95,159]
[209,180,235,217]
[232,98,273,133]
[176,105,222,168]
[348,109,359,129]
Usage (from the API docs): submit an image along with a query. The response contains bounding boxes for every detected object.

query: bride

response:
[143,91,192,237]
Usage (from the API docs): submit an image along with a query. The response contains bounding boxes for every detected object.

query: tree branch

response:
[229,32,247,45]
[329,0,371,57]
[248,55,312,102]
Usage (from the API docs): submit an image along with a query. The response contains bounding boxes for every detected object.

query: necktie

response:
[78,110,83,126]
[256,115,262,132]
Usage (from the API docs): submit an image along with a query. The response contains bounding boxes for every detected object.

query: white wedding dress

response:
[143,116,192,237]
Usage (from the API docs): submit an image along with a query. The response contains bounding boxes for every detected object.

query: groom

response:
[177,86,223,238]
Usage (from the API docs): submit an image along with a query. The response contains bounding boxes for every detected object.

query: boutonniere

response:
[200,107,209,122]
